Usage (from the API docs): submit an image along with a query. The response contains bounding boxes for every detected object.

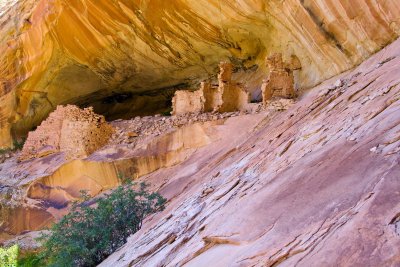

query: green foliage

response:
[0,244,18,267]
[117,173,131,184]
[40,182,166,267]
[0,147,12,155]
[18,252,44,267]
[13,138,26,151]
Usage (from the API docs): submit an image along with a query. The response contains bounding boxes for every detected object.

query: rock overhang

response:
[0,0,400,147]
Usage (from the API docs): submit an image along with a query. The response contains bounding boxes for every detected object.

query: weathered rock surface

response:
[99,38,400,266]
[1,1,400,265]
[1,0,400,147]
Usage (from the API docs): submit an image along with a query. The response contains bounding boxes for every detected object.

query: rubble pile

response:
[110,99,294,146]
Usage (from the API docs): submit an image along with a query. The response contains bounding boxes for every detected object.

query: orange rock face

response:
[1,1,400,265]
[20,105,114,160]
[1,0,400,147]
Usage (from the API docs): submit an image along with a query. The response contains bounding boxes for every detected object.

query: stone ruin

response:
[261,53,301,105]
[19,105,114,161]
[172,62,250,115]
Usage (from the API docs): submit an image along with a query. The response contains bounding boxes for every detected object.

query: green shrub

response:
[40,182,166,267]
[18,252,43,267]
[117,173,131,184]
[0,244,18,267]
[13,138,26,151]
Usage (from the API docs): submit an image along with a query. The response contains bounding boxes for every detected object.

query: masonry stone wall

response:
[19,105,114,161]
[172,62,250,115]
[200,82,218,112]
[261,53,301,105]
[171,90,204,115]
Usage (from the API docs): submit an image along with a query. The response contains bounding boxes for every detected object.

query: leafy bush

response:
[40,182,166,267]
[117,173,131,184]
[18,252,43,267]
[13,138,26,150]
[0,244,18,267]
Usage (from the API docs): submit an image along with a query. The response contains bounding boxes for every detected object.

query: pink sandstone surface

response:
[1,37,400,265]
[0,1,399,265]
[99,38,400,266]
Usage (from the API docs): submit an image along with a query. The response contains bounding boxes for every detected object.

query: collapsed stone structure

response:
[172,62,250,115]
[261,53,301,105]
[19,105,114,161]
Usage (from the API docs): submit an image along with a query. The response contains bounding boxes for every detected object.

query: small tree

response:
[40,182,166,267]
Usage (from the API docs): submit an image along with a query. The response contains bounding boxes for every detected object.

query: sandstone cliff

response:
[99,37,400,266]
[1,0,400,147]
[1,1,400,266]
[1,35,398,266]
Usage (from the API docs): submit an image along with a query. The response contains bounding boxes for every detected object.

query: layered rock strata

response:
[2,109,256,240]
[100,37,400,266]
[1,0,400,147]
[1,37,400,264]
